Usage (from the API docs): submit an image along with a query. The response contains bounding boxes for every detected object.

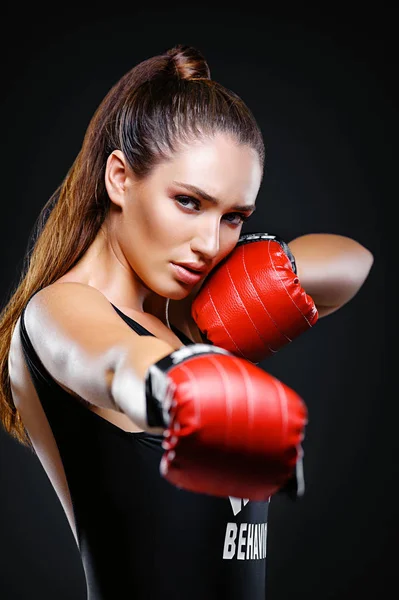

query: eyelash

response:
[175,195,251,226]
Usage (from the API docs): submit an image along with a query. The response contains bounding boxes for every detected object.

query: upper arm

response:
[288,233,374,318]
[14,283,174,410]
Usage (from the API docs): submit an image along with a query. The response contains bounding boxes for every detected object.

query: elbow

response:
[316,245,374,317]
[289,233,375,317]
[352,244,374,292]
[363,245,374,275]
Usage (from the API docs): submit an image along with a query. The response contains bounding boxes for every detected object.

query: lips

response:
[174,262,208,273]
[171,263,206,285]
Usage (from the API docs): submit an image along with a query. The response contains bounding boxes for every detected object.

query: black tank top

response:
[19,297,270,600]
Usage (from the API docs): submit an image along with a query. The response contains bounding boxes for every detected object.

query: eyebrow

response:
[172,181,256,213]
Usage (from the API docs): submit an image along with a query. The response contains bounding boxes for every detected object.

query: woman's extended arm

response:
[288,233,374,318]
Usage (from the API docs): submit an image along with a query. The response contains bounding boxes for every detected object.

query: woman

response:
[0,45,373,599]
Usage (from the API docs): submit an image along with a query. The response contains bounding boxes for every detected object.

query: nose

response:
[190,216,220,262]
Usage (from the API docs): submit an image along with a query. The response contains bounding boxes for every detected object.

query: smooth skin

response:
[10,132,373,430]
[68,134,373,332]
[61,134,261,312]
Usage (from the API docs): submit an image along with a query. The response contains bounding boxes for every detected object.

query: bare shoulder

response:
[26,281,115,320]
[23,281,135,346]
[26,282,184,352]
[12,280,175,412]
[12,282,134,399]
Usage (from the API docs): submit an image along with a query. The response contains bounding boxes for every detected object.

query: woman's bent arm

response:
[288,233,374,318]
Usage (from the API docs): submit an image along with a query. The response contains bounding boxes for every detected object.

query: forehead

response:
[152,134,262,202]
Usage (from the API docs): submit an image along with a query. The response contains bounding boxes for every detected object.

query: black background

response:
[0,7,396,599]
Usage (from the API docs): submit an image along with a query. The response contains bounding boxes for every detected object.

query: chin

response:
[147,279,192,301]
[167,284,193,300]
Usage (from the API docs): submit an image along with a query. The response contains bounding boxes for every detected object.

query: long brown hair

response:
[0,44,265,448]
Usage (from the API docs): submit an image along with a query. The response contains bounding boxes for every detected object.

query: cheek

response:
[213,228,241,265]
[218,244,235,265]
[147,205,187,245]
[220,225,241,252]
[132,198,191,253]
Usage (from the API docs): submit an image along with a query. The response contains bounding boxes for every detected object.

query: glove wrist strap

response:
[238,232,297,274]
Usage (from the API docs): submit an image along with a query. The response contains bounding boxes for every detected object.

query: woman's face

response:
[108,133,262,300]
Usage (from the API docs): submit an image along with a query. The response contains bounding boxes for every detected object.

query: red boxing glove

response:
[145,344,307,501]
[192,233,319,363]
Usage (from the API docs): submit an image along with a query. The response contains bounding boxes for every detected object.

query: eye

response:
[175,195,200,211]
[223,212,251,226]
[175,194,252,226]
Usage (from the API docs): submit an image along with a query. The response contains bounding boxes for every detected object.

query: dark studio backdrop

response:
[0,7,395,600]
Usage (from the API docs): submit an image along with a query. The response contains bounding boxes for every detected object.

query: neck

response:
[143,286,204,343]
